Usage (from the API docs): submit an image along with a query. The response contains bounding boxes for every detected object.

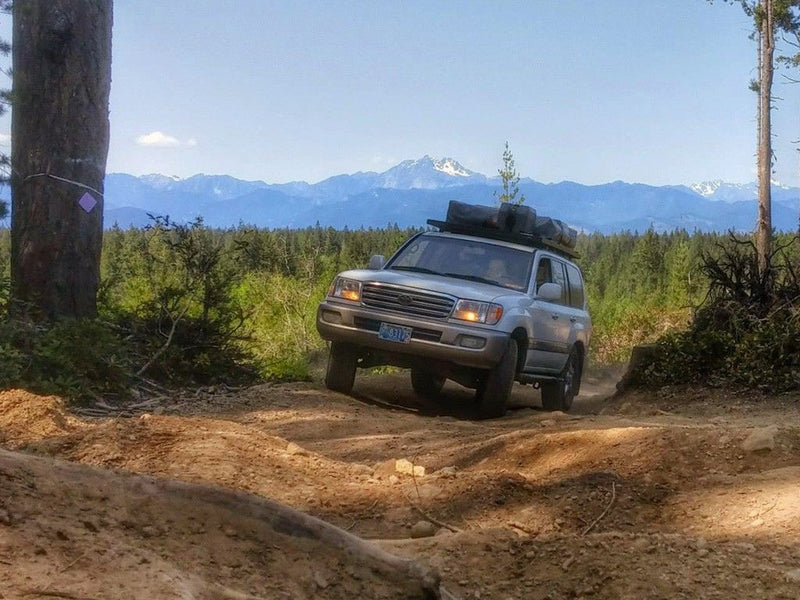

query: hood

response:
[338,268,526,303]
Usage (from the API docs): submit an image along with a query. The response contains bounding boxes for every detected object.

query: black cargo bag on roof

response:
[445,201,499,229]
[446,200,537,234]
[533,217,578,249]
[442,200,577,250]
[498,203,537,234]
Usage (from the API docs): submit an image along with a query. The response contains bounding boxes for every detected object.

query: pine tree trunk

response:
[10,0,113,319]
[756,0,774,278]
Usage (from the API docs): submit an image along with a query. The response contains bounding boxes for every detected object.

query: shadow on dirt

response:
[350,367,621,421]
[351,378,541,421]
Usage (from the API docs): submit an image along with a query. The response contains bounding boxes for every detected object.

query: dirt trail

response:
[1,374,800,599]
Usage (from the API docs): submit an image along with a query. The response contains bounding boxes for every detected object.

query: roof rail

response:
[426,219,580,259]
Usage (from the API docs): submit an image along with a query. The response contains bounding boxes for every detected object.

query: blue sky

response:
[7,1,800,186]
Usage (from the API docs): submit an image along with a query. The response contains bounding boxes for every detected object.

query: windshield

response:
[388,234,533,292]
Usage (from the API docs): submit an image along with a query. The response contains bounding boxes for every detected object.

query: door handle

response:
[569,317,577,323]
[551,314,559,320]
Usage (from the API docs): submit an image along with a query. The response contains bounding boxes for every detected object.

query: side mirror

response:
[536,282,562,302]
[368,254,386,270]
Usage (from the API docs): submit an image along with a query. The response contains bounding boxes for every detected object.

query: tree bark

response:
[10,0,113,319]
[756,0,774,278]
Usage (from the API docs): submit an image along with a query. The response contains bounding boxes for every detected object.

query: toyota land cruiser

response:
[316,201,591,418]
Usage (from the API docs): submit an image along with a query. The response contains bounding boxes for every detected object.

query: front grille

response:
[361,283,455,319]
[353,317,443,343]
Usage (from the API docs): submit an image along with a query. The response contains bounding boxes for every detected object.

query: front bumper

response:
[316,299,510,369]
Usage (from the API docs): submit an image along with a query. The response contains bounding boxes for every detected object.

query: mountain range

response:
[5,156,800,233]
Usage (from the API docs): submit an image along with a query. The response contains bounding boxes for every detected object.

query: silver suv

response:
[316,205,591,418]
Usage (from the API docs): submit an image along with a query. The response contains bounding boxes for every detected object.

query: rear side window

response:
[566,263,585,309]
[551,261,568,305]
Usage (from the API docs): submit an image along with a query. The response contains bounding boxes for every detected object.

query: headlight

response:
[329,277,362,302]
[452,299,503,325]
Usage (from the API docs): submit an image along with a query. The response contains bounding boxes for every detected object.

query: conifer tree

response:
[0,1,11,221]
[716,0,800,277]
[495,141,526,205]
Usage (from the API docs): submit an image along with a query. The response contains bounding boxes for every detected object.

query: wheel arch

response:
[511,328,528,375]
[572,340,585,394]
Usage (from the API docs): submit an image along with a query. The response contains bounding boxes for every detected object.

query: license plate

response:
[378,322,412,343]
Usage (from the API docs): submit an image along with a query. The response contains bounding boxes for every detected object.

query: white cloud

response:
[136,131,180,147]
[185,137,198,148]
[0,134,10,147]
[136,131,182,148]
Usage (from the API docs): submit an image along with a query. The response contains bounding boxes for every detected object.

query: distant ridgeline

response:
[98,170,799,233]
[2,164,799,233]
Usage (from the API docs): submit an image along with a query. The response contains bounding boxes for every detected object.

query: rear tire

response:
[411,368,445,399]
[476,340,518,419]
[324,342,358,394]
[541,347,579,411]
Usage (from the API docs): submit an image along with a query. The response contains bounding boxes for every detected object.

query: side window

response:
[566,263,585,309]
[535,257,552,289]
[535,257,568,305]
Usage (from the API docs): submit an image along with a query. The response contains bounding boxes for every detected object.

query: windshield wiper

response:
[390,265,442,276]
[443,272,502,287]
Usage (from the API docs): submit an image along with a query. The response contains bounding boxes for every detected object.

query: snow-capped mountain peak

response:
[376,155,485,189]
[771,178,790,189]
[140,173,182,189]
[694,179,787,191]
[689,179,800,207]
[432,157,472,177]
[690,180,724,197]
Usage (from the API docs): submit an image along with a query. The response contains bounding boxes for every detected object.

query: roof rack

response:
[426,219,580,259]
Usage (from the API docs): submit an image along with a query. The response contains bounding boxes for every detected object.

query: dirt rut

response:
[1,376,800,599]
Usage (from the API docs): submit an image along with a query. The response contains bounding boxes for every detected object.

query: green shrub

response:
[0,318,130,401]
[100,217,260,386]
[631,327,735,387]
[590,303,690,364]
[629,235,800,393]
[235,272,327,381]
[30,319,130,398]
[118,313,259,386]
[0,342,25,387]
[725,309,800,390]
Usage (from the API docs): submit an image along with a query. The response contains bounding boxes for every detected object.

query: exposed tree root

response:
[1,449,447,600]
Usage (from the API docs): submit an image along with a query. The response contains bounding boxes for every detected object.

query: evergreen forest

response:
[2,221,796,400]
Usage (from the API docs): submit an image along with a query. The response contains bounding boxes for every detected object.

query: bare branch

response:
[136,304,191,376]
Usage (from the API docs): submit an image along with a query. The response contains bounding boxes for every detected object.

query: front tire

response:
[411,368,445,399]
[541,347,579,411]
[324,342,358,394]
[476,340,518,419]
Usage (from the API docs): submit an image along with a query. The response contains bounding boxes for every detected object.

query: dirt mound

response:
[24,412,393,531]
[0,389,85,447]
[0,448,439,600]
[603,386,800,422]
[386,529,800,600]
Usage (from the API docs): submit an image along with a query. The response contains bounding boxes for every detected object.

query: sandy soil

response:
[1,370,800,599]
